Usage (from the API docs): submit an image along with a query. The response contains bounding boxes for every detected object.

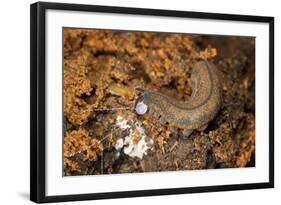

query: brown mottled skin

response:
[135,60,222,131]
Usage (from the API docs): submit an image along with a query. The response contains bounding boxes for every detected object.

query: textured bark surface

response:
[63,29,255,176]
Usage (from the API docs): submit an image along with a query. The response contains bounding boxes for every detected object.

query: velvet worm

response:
[135,60,222,136]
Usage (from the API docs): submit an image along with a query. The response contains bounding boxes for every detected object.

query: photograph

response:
[29,2,274,202]
[0,0,278,203]
[63,28,256,176]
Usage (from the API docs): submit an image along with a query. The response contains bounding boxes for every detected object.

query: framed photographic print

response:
[30,1,274,203]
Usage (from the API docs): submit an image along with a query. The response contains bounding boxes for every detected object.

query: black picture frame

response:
[30,1,274,203]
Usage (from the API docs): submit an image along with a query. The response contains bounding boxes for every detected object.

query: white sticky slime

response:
[135,101,148,115]
[114,116,152,159]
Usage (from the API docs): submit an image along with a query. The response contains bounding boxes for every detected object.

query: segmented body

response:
[135,60,222,134]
